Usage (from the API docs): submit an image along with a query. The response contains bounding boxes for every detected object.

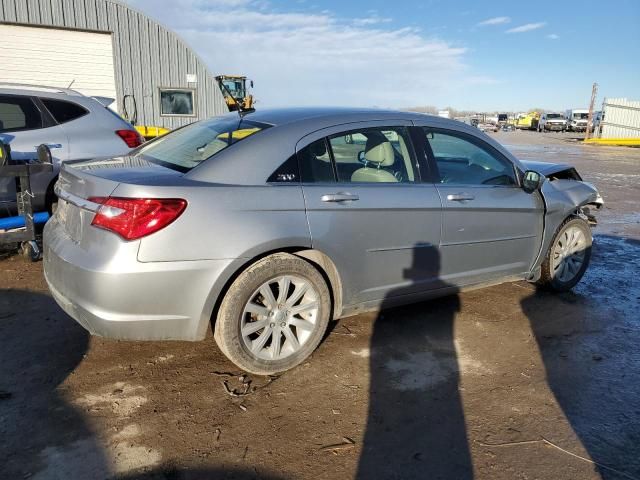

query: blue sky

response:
[128,0,640,112]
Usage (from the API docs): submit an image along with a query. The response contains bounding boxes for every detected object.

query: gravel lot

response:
[1,130,639,480]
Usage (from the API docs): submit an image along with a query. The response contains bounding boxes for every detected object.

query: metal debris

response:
[320,436,356,453]
[220,374,280,397]
[477,437,639,480]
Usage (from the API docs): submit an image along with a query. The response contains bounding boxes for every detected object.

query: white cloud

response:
[546,33,559,40]
[126,0,488,107]
[352,15,393,26]
[477,16,510,26]
[506,22,547,33]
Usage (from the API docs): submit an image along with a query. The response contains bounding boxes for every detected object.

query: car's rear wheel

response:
[214,253,331,375]
[537,217,592,292]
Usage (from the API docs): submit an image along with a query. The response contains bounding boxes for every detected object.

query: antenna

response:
[67,79,75,89]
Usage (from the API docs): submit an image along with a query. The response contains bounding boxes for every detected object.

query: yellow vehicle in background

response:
[215,75,254,112]
[515,112,541,130]
[135,125,170,141]
[133,74,255,141]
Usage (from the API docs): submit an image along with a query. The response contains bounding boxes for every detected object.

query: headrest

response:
[309,140,327,158]
[365,141,394,166]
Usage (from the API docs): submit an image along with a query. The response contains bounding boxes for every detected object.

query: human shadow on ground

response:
[0,288,110,478]
[522,234,640,479]
[356,245,472,480]
[117,466,288,480]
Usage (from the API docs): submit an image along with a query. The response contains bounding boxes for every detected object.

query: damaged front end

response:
[521,160,603,222]
[521,160,604,281]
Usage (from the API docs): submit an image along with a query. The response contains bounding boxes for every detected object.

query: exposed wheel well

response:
[209,248,343,333]
[45,175,59,214]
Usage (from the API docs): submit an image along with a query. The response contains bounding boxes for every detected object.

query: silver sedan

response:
[43,107,603,374]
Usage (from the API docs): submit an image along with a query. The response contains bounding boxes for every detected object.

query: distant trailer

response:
[438,110,450,119]
[598,98,640,140]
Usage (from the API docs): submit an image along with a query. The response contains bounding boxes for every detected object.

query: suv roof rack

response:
[0,82,82,96]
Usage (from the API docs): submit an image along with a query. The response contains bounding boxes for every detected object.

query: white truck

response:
[538,112,567,132]
[565,109,589,132]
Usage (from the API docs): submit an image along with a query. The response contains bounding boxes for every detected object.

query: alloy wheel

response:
[551,225,587,283]
[240,275,319,360]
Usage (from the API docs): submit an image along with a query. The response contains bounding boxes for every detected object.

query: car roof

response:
[239,106,409,125]
[0,82,87,98]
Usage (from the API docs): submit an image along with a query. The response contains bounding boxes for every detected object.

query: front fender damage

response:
[528,178,603,282]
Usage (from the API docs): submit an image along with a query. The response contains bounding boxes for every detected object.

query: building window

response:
[159,89,195,117]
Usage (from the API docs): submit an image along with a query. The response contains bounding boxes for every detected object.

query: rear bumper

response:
[43,217,235,341]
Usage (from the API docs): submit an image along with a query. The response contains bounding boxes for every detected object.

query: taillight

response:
[88,197,187,240]
[116,129,144,148]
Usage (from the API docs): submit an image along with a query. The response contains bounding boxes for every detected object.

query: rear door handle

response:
[321,192,360,203]
[447,193,475,202]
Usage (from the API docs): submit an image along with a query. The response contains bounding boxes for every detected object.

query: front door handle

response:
[447,193,475,202]
[321,192,360,203]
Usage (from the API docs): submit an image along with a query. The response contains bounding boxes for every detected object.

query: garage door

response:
[0,24,117,100]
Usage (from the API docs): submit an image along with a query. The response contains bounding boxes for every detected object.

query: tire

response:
[45,177,58,215]
[214,253,331,375]
[537,217,592,292]
[21,241,41,262]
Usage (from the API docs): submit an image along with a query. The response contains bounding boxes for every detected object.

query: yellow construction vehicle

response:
[135,125,170,141]
[515,112,541,130]
[215,75,254,112]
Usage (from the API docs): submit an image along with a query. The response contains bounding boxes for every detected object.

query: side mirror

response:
[250,80,254,88]
[37,144,53,164]
[522,170,544,193]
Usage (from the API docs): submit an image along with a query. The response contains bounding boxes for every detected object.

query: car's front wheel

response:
[214,253,331,375]
[537,217,592,292]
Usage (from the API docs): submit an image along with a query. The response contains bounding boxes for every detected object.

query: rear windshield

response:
[136,117,269,172]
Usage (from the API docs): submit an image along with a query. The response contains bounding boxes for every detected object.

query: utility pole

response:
[585,82,598,140]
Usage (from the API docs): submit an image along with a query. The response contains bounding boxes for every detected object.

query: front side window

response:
[160,89,195,116]
[425,129,517,186]
[41,98,88,124]
[0,95,42,132]
[136,117,268,172]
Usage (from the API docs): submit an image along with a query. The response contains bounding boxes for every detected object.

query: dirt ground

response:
[1,130,639,480]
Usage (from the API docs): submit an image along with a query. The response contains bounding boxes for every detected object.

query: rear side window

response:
[0,95,42,132]
[299,138,335,183]
[41,98,88,124]
[298,127,418,184]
